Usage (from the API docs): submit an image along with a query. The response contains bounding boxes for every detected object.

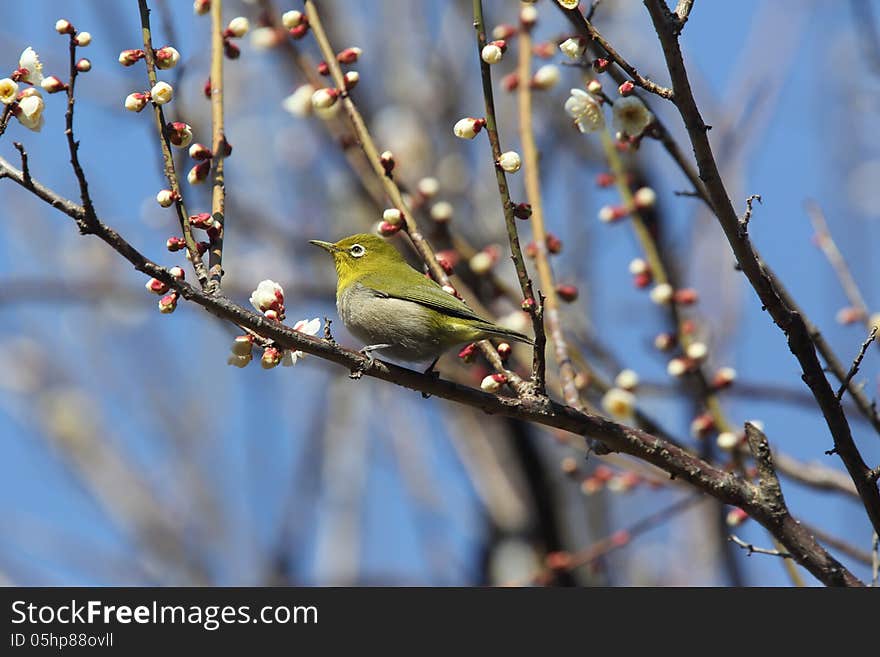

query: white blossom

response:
[0,78,18,105]
[601,387,636,420]
[282,317,322,366]
[564,88,604,133]
[150,81,174,105]
[18,47,44,86]
[612,96,654,137]
[16,92,45,132]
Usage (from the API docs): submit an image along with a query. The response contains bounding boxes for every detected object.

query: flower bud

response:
[628,257,649,276]
[417,177,440,198]
[673,287,699,305]
[290,23,309,39]
[166,236,186,251]
[458,342,477,362]
[76,58,91,72]
[155,46,180,70]
[453,117,486,139]
[56,19,75,34]
[492,24,516,41]
[690,413,715,439]
[378,221,402,236]
[480,373,507,393]
[531,65,559,90]
[343,71,359,90]
[598,205,628,223]
[586,79,603,94]
[226,16,250,38]
[497,342,512,360]
[497,150,522,173]
[282,10,305,29]
[188,142,213,161]
[193,0,211,15]
[556,284,578,302]
[519,3,538,28]
[593,57,610,73]
[666,357,688,377]
[596,172,615,187]
[835,306,864,325]
[524,241,538,259]
[654,332,676,351]
[521,297,536,312]
[231,335,254,358]
[156,189,176,207]
[261,346,283,369]
[713,366,737,389]
[469,251,495,275]
[311,87,339,110]
[649,283,673,305]
[685,341,708,361]
[150,81,174,105]
[601,388,636,420]
[633,186,657,209]
[481,43,504,65]
[618,80,635,96]
[158,292,178,314]
[435,250,458,275]
[40,76,66,94]
[145,277,169,295]
[167,121,193,148]
[119,49,144,67]
[74,32,92,47]
[187,160,211,185]
[189,212,214,229]
[501,73,519,92]
[337,47,362,64]
[430,201,453,222]
[513,203,532,220]
[382,208,403,226]
[224,41,241,60]
[124,92,148,112]
[545,233,562,254]
[717,431,741,452]
[559,37,586,60]
[725,507,749,527]
[614,369,639,391]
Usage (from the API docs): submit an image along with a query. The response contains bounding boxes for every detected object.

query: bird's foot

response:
[351,344,390,379]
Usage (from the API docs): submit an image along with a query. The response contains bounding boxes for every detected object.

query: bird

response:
[310,234,533,367]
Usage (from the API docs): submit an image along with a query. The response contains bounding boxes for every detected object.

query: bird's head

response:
[309,233,405,288]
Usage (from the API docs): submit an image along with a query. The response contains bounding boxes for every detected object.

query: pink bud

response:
[166,236,186,252]
[145,277,169,295]
[223,40,241,60]
[532,42,554,59]
[521,297,536,311]
[690,412,715,438]
[337,47,362,64]
[496,342,512,360]
[618,80,635,96]
[261,346,283,369]
[187,160,211,185]
[289,23,309,39]
[491,24,517,41]
[189,212,214,229]
[513,203,532,220]
[595,172,614,187]
[316,61,330,76]
[193,0,211,16]
[593,58,609,73]
[378,221,402,236]
[55,19,75,35]
[158,291,178,314]
[633,272,652,288]
[673,288,699,305]
[188,143,213,160]
[379,150,395,176]
[556,284,578,303]
[501,72,519,92]
[435,250,458,275]
[725,507,749,527]
[40,76,66,94]
[167,121,193,148]
[76,58,91,72]
[458,343,477,362]
[343,71,359,90]
[118,49,145,66]
[545,233,562,254]
[169,266,185,280]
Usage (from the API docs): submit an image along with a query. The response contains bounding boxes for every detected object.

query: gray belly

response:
[337,283,446,362]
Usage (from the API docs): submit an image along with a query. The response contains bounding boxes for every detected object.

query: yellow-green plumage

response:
[310,234,532,363]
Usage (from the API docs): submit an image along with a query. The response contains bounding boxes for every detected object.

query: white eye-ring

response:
[349,244,366,258]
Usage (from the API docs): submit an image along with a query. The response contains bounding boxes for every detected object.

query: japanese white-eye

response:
[310,234,532,364]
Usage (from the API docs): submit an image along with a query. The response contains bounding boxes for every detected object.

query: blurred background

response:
[1,0,879,586]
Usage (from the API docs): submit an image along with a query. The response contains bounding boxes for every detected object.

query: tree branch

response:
[207,0,227,293]
[644,0,880,539]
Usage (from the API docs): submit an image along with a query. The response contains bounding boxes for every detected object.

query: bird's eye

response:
[349,244,366,258]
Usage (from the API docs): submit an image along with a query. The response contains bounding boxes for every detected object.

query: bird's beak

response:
[309,240,341,254]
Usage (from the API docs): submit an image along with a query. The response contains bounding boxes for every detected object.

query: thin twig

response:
[472,0,546,393]
[137,0,209,288]
[585,0,604,22]
[207,0,227,293]
[515,10,570,401]
[63,28,97,225]
[729,535,792,559]
[872,531,879,586]
[837,327,877,400]
[12,142,29,183]
[806,200,870,322]
[675,0,696,24]
[738,193,761,237]
[0,104,12,139]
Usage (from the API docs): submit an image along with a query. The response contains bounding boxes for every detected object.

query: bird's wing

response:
[357,270,488,323]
